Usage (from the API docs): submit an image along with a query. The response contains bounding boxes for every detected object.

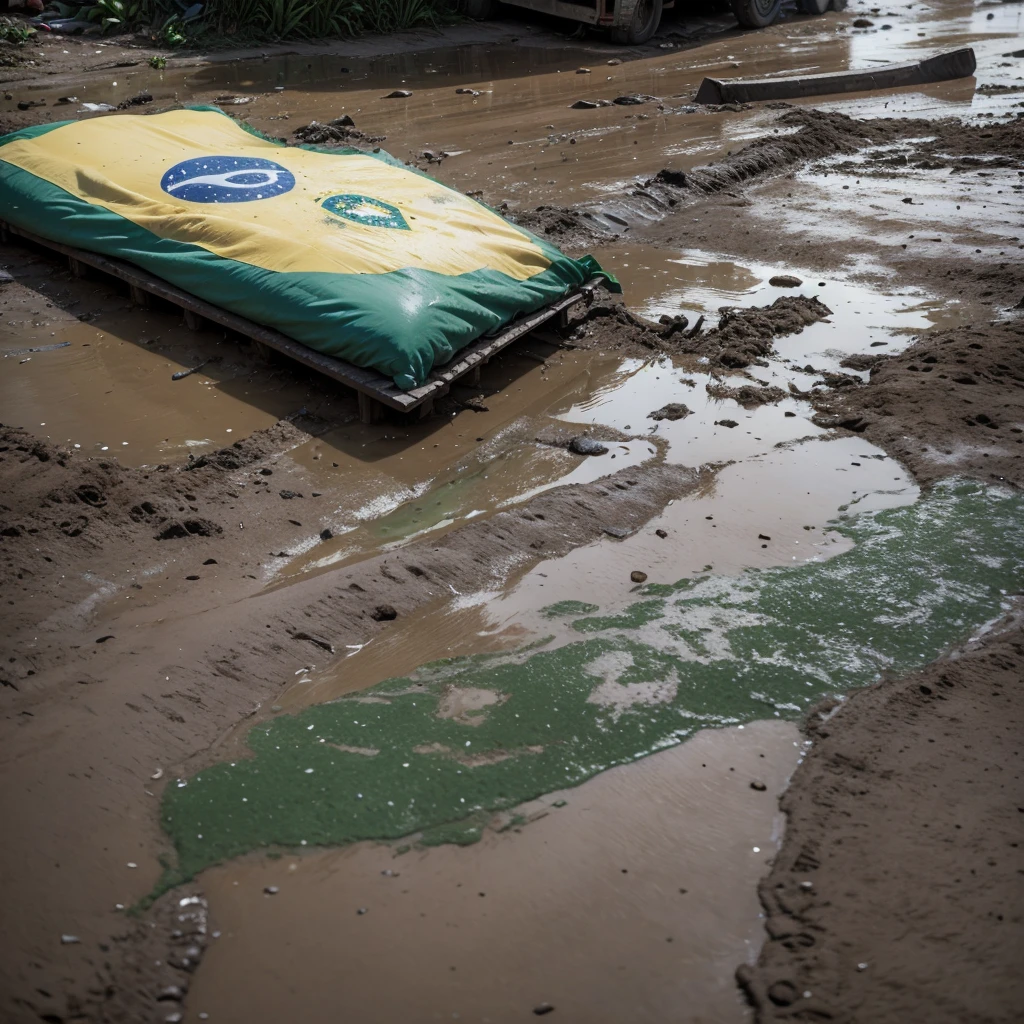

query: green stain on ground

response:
[161,481,1023,881]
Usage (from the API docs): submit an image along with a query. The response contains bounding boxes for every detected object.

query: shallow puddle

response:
[186,720,800,1024]
[161,479,1022,882]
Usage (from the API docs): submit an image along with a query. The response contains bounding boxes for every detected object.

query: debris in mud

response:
[116,91,152,110]
[648,403,691,421]
[292,118,385,146]
[383,90,412,99]
[716,419,739,428]
[455,87,481,96]
[60,934,81,944]
[769,275,803,288]
[279,490,302,500]
[570,99,612,109]
[630,570,648,583]
[706,383,787,408]
[371,604,398,622]
[569,436,609,455]
[614,94,658,105]
[171,359,211,381]
[264,885,279,895]
[533,1005,555,1016]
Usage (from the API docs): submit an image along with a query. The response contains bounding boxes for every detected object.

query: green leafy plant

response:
[148,53,167,67]
[0,15,37,42]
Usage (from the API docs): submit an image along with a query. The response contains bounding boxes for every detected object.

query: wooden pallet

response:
[1,221,599,423]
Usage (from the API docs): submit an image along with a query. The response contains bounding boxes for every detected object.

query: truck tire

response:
[732,0,782,28]
[799,0,830,13]
[462,0,497,19]
[610,0,663,45]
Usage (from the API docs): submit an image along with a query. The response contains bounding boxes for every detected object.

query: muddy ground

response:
[2,2,1024,1022]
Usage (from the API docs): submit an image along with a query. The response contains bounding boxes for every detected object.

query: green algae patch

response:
[541,600,601,618]
[162,481,1024,879]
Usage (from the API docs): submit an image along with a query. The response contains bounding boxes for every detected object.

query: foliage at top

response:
[35,0,454,46]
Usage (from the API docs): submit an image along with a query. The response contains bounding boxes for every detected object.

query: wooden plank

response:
[2,222,598,415]
[695,47,976,105]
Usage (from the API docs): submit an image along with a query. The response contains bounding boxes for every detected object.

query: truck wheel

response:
[799,0,830,13]
[462,0,497,19]
[732,0,782,28]
[610,0,663,45]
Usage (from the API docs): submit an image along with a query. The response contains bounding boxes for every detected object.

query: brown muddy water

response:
[187,720,801,1024]
[1,0,1018,1019]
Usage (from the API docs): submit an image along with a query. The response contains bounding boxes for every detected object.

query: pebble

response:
[769,274,803,287]
[715,419,739,428]
[576,67,591,74]
[655,529,668,539]
[60,934,80,945]
[569,436,608,455]
[750,780,767,791]
[371,604,398,621]
[852,17,873,26]
[383,90,412,98]
[630,570,648,583]
[533,1005,555,1016]
[320,528,334,541]
[279,490,303,499]
[357,907,369,915]
[264,885,279,895]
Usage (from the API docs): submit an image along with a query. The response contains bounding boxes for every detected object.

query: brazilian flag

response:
[0,107,617,389]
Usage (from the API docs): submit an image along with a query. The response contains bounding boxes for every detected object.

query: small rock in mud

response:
[60,934,80,945]
[371,605,398,622]
[383,90,412,98]
[656,529,668,538]
[569,436,609,455]
[455,87,480,95]
[852,17,874,27]
[576,67,591,74]
[630,570,648,583]
[264,886,279,895]
[750,780,767,791]
[570,99,610,109]
[769,275,803,287]
[356,907,369,915]
[716,419,739,428]
[319,528,333,541]
[533,1005,555,1017]
[279,490,303,499]
[648,403,691,421]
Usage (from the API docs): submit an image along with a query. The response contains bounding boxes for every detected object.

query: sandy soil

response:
[2,8,1024,1022]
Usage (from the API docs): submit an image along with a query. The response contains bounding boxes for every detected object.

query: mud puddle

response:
[185,720,801,1024]
[0,253,315,465]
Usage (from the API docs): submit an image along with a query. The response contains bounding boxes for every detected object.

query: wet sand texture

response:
[739,612,1024,1024]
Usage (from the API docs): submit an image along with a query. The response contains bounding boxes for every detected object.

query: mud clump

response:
[706,383,787,407]
[683,297,833,369]
[813,322,1024,488]
[565,295,832,369]
[738,611,1024,1024]
[648,403,691,421]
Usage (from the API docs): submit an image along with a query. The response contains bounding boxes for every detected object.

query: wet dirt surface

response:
[2,1,1024,1022]
[187,720,801,1024]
